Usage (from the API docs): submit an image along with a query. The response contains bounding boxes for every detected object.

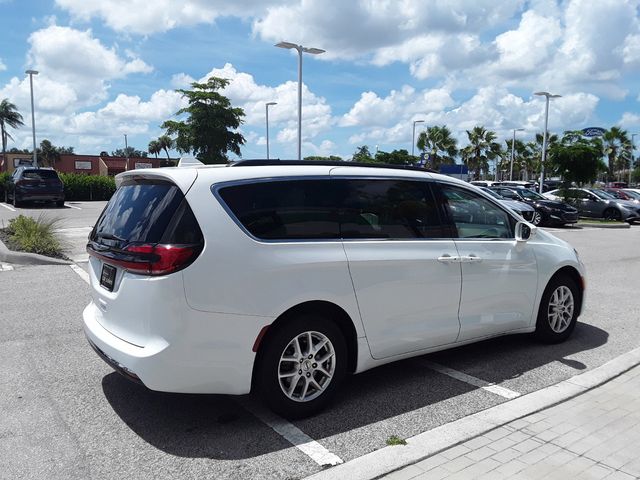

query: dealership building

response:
[0,153,164,175]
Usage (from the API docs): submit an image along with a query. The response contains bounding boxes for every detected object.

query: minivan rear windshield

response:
[22,170,59,180]
[92,181,184,244]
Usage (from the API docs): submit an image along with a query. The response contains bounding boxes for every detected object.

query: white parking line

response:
[0,263,14,271]
[65,203,82,210]
[238,399,343,467]
[70,264,90,284]
[424,360,521,399]
[0,203,16,212]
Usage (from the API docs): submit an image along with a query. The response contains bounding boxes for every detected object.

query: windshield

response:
[480,187,503,199]
[591,190,614,200]
[518,188,544,200]
[623,190,640,199]
[22,170,59,180]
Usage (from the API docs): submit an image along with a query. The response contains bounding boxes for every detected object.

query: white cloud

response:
[493,11,562,75]
[0,58,6,71]
[55,0,277,35]
[170,73,195,88]
[201,63,333,152]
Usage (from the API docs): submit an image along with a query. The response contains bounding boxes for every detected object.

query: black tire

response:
[56,200,65,207]
[12,194,20,208]
[531,210,543,226]
[603,208,621,221]
[256,313,347,419]
[535,275,580,344]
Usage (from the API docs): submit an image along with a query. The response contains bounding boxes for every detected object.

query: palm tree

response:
[38,139,59,168]
[460,126,502,180]
[157,135,174,161]
[416,125,458,170]
[602,127,631,181]
[0,99,25,168]
[148,140,161,159]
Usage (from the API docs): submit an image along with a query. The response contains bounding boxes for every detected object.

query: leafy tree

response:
[416,125,458,170]
[9,147,30,154]
[112,147,148,158]
[374,149,417,165]
[162,77,246,164]
[148,140,161,158]
[460,126,502,180]
[37,140,76,167]
[157,135,174,161]
[352,145,374,163]
[0,99,24,168]
[602,127,630,181]
[549,143,604,186]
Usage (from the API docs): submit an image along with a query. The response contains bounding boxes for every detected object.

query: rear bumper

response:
[83,301,269,395]
[15,191,64,201]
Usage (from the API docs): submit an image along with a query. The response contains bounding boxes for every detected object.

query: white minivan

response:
[84,161,586,418]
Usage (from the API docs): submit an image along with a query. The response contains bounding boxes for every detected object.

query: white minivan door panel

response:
[344,240,462,359]
[454,239,538,341]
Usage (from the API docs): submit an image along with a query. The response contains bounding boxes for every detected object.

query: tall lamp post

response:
[275,42,325,160]
[124,133,129,169]
[509,128,525,181]
[631,133,637,186]
[412,120,424,157]
[25,70,39,168]
[265,102,277,160]
[534,91,561,193]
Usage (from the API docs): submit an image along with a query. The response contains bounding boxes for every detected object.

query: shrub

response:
[59,173,116,201]
[0,172,10,200]
[6,214,64,257]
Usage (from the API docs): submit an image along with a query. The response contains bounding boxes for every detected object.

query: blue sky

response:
[1,0,640,160]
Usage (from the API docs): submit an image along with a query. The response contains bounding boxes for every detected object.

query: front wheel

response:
[535,275,580,343]
[256,313,347,419]
[603,208,622,221]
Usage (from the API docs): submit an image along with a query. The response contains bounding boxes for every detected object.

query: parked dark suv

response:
[7,167,65,207]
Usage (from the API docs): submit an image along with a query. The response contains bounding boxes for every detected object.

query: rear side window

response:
[22,170,60,180]
[218,180,340,240]
[217,178,447,241]
[92,180,197,244]
[336,179,446,239]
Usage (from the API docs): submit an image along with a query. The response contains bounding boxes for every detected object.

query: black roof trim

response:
[229,159,436,173]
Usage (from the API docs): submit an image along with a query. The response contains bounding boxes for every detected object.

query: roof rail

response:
[229,159,436,173]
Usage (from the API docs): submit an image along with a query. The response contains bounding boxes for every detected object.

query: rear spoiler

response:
[177,156,204,167]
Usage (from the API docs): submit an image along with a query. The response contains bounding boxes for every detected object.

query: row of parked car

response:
[470,180,640,226]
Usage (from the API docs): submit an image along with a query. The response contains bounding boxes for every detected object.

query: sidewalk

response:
[382,365,640,480]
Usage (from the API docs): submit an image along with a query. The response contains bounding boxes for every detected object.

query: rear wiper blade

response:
[95,232,126,242]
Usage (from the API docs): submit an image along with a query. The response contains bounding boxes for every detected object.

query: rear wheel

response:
[12,194,21,208]
[257,313,347,419]
[535,275,580,343]
[56,200,65,207]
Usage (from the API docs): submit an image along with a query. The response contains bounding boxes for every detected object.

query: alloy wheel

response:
[547,285,574,333]
[278,331,336,403]
[531,210,543,225]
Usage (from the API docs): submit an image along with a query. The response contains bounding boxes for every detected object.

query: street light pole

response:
[412,120,424,157]
[25,70,39,168]
[510,128,524,181]
[534,91,561,193]
[275,42,325,160]
[631,133,637,186]
[124,134,129,170]
[265,102,277,160]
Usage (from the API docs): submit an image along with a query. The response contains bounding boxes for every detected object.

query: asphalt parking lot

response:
[1,202,640,480]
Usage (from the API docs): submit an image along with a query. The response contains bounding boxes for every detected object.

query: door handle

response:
[461,254,483,263]
[437,254,460,264]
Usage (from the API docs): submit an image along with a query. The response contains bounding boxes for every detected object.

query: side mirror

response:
[515,221,536,242]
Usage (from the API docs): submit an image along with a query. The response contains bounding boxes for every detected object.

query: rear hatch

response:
[86,172,203,345]
[19,169,63,194]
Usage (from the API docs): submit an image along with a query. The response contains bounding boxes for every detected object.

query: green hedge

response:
[58,173,116,201]
[0,172,9,200]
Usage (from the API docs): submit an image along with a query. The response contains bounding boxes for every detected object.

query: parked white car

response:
[84,161,586,418]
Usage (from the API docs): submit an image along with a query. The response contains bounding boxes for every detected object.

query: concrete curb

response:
[577,222,631,229]
[305,347,640,480]
[0,237,72,265]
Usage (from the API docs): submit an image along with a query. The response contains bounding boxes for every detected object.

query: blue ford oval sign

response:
[581,127,606,137]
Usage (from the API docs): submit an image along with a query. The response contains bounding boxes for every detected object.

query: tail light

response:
[87,242,203,276]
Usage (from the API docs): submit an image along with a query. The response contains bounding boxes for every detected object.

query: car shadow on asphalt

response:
[102,321,608,460]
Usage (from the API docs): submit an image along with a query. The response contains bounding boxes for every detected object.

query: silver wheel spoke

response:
[315,351,335,364]
[300,377,310,399]
[287,376,300,396]
[279,371,297,379]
